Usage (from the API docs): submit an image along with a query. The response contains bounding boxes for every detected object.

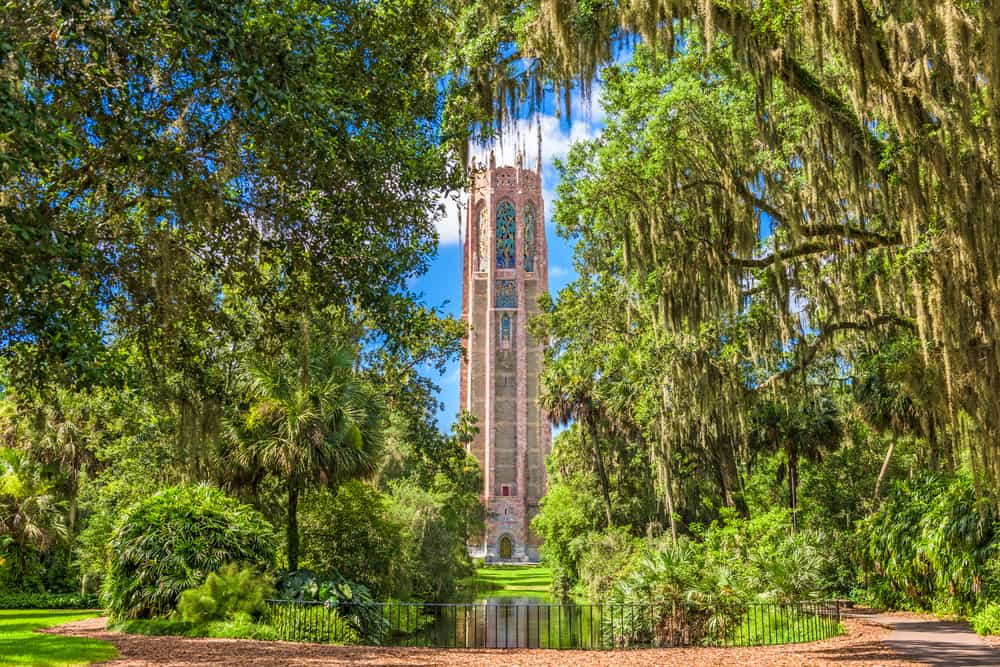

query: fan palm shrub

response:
[0,448,67,589]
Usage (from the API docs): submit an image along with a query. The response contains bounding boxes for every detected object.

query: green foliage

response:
[227,341,384,572]
[0,447,67,589]
[264,603,361,644]
[0,593,98,609]
[384,479,476,602]
[597,509,833,611]
[1,0,459,396]
[576,528,643,599]
[858,474,999,614]
[0,609,117,667]
[299,480,402,599]
[276,568,383,641]
[971,603,1000,636]
[531,479,600,594]
[103,485,276,621]
[381,600,435,636]
[176,564,274,624]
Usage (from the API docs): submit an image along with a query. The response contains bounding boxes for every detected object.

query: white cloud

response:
[433,190,467,246]
[434,89,605,246]
[471,112,603,171]
[549,264,571,279]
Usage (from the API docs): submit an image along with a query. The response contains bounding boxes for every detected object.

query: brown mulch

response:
[49,616,924,666]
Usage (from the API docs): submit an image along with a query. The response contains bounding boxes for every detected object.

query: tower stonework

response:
[461,152,551,563]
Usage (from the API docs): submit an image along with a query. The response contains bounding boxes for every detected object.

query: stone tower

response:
[461,150,551,563]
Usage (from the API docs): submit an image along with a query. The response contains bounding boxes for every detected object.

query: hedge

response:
[0,592,100,609]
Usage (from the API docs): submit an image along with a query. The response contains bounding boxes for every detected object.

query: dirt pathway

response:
[48,615,926,666]
[861,613,1000,667]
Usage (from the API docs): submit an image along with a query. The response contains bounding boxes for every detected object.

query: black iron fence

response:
[265,599,842,649]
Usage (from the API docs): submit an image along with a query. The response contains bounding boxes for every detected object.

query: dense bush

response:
[577,508,834,608]
[0,592,99,609]
[103,484,276,621]
[177,564,274,623]
[299,481,402,598]
[576,528,643,599]
[857,474,999,614]
[384,480,475,601]
[971,603,1000,636]
[531,476,602,593]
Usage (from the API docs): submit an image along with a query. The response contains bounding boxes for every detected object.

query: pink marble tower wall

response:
[461,152,551,563]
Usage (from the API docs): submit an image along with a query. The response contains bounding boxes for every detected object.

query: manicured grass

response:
[0,609,117,666]
[470,565,553,595]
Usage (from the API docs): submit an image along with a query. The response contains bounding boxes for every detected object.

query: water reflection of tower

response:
[460,149,551,563]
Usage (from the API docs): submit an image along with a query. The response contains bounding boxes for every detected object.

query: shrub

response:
[857,474,999,613]
[972,602,1000,636]
[299,481,402,598]
[277,568,384,640]
[103,484,276,621]
[177,564,275,623]
[577,528,643,598]
[0,592,99,609]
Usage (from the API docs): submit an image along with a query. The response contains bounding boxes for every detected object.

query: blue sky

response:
[413,94,607,429]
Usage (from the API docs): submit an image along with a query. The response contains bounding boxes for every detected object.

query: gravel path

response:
[48,616,926,666]
[863,612,1000,667]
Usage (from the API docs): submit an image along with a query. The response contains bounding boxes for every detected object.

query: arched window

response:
[476,205,488,272]
[495,200,515,269]
[523,200,536,272]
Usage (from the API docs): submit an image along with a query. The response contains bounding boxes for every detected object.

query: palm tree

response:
[752,397,842,533]
[539,358,614,528]
[0,448,67,582]
[228,343,384,571]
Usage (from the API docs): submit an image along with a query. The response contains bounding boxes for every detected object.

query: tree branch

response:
[760,313,914,388]
[711,2,888,174]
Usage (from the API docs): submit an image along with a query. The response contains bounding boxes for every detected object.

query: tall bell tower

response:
[460,150,550,562]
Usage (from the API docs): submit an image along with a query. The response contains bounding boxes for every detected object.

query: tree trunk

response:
[874,437,896,503]
[287,481,300,572]
[587,416,614,528]
[657,395,678,544]
[787,441,798,534]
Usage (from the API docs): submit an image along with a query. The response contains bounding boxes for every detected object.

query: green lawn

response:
[470,565,553,596]
[0,610,117,667]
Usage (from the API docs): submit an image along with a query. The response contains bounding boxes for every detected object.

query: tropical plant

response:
[751,398,843,533]
[103,484,276,621]
[971,603,1000,637]
[276,568,384,640]
[176,564,274,623]
[0,448,67,589]
[858,475,999,614]
[228,341,384,571]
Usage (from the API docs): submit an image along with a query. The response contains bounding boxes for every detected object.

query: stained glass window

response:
[476,205,488,272]
[523,201,536,272]
[499,313,512,349]
[495,200,516,269]
[495,280,516,308]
